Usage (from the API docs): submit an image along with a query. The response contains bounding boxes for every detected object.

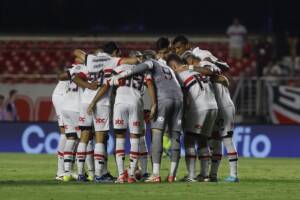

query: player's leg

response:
[145,100,171,183]
[52,94,66,180]
[183,132,197,182]
[197,109,217,182]
[127,103,144,183]
[139,132,149,179]
[167,99,183,182]
[221,106,239,182]
[113,103,128,183]
[93,104,114,183]
[209,130,223,182]
[56,126,66,180]
[76,103,93,181]
[62,110,79,181]
[85,134,95,181]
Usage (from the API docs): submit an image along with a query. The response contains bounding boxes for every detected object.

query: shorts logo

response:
[79,117,85,122]
[96,118,106,124]
[195,124,202,129]
[115,119,124,125]
[133,121,140,127]
[178,120,182,125]
[157,116,164,122]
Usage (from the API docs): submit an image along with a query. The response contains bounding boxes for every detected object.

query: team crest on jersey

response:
[157,116,164,122]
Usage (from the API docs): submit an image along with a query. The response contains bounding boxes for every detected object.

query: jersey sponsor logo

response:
[115,119,124,125]
[96,118,106,124]
[132,121,141,127]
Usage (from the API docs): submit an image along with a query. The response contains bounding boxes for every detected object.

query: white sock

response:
[94,143,106,177]
[57,134,66,176]
[223,137,238,177]
[115,138,125,176]
[198,147,210,177]
[129,137,140,177]
[209,139,223,178]
[76,142,87,175]
[153,163,160,176]
[86,140,94,176]
[185,147,196,179]
[63,139,76,176]
[139,136,148,175]
[169,162,178,177]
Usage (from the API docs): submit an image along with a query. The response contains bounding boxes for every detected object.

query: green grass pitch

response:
[0,153,300,200]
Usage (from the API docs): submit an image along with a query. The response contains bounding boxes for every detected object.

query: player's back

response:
[150,59,183,101]
[212,82,234,109]
[63,64,87,111]
[113,64,148,105]
[53,80,69,96]
[178,70,217,110]
[82,53,120,104]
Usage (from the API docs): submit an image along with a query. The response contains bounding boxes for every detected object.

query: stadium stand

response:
[0,40,257,83]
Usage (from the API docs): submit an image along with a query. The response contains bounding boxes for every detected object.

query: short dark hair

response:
[156,37,170,50]
[102,41,120,55]
[143,50,156,60]
[9,89,17,98]
[172,35,189,45]
[166,53,183,66]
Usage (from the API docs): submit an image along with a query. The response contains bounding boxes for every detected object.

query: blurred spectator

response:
[0,95,5,121]
[255,36,274,77]
[227,18,247,59]
[5,90,18,121]
[263,61,290,77]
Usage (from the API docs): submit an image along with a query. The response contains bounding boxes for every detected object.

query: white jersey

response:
[112,64,152,106]
[212,83,234,109]
[81,53,121,105]
[63,64,88,112]
[52,80,69,96]
[177,70,218,110]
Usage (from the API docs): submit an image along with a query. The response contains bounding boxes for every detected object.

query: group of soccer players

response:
[52,35,239,183]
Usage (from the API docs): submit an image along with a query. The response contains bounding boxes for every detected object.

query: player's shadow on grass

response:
[0,180,100,186]
[0,178,300,186]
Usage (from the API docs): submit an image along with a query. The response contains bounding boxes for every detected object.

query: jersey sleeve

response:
[110,57,122,66]
[85,54,96,67]
[103,67,113,85]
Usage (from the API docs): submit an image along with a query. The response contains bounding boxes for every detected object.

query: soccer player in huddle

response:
[57,59,98,182]
[73,42,140,182]
[166,54,219,182]
[88,60,157,183]
[172,35,239,182]
[109,56,184,183]
[52,65,70,180]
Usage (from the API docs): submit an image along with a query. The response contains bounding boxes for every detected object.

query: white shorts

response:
[62,109,79,135]
[93,104,110,132]
[213,106,235,137]
[52,94,64,127]
[79,103,93,127]
[113,103,144,134]
[185,109,218,137]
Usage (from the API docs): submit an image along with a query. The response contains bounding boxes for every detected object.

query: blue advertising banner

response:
[0,122,300,157]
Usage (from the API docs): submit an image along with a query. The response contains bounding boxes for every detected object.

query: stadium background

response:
[1,1,300,157]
